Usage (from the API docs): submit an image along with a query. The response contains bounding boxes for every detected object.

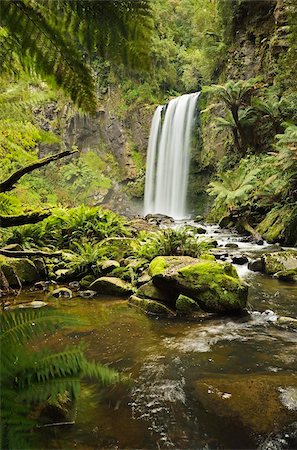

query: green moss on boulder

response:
[150,256,247,314]
[129,295,175,317]
[90,276,133,296]
[1,257,40,287]
[263,251,297,275]
[136,281,167,301]
[176,294,199,316]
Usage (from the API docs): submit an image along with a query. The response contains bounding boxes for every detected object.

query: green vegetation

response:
[1,308,120,449]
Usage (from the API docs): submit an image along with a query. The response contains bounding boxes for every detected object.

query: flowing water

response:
[12,225,297,450]
[144,93,199,219]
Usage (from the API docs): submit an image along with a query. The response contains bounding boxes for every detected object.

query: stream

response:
[14,223,297,449]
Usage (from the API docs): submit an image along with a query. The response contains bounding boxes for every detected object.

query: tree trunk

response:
[0,149,78,193]
[0,211,52,227]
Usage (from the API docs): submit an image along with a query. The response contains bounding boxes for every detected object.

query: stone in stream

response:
[51,287,73,298]
[176,294,199,316]
[193,373,297,434]
[232,255,249,265]
[0,257,40,287]
[225,243,239,249]
[77,290,97,298]
[97,259,120,274]
[248,258,264,272]
[129,295,175,317]
[89,276,133,296]
[274,268,297,282]
[262,251,297,275]
[148,256,248,314]
[136,280,167,302]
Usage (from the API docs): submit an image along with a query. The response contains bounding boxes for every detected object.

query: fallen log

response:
[240,220,263,244]
[0,249,62,258]
[0,211,52,227]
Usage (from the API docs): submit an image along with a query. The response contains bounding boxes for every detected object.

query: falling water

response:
[144,92,199,219]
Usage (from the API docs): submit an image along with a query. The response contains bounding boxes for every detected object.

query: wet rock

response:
[195,226,207,234]
[194,373,297,434]
[274,268,297,282]
[219,216,233,228]
[149,256,248,313]
[51,287,73,298]
[248,258,264,272]
[97,259,120,274]
[129,295,175,317]
[136,273,151,286]
[19,301,48,309]
[262,251,297,275]
[1,258,40,286]
[34,280,50,291]
[77,290,97,298]
[193,215,203,223]
[89,276,133,296]
[232,255,248,265]
[136,280,167,302]
[79,275,95,289]
[277,316,297,330]
[69,281,80,290]
[145,213,174,226]
[225,243,239,249]
[176,294,199,316]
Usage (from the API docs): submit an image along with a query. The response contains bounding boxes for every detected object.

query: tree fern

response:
[0,0,152,112]
[1,308,121,449]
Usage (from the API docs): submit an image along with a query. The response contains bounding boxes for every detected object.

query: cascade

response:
[144,92,199,219]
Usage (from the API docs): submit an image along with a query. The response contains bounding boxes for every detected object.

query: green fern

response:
[1,308,120,449]
[0,0,152,112]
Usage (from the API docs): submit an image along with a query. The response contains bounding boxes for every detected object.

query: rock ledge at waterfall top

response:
[148,256,248,314]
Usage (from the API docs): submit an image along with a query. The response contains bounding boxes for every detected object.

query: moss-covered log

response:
[0,211,51,228]
[0,249,62,258]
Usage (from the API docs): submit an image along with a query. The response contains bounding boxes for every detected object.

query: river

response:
[14,222,297,449]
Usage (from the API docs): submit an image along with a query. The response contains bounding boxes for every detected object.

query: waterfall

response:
[144,92,199,219]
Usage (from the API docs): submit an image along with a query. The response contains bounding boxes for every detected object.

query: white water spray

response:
[144,92,199,219]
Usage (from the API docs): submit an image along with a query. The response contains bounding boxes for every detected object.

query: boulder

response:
[136,273,151,286]
[136,280,167,301]
[262,251,297,275]
[51,287,73,298]
[277,316,297,330]
[248,258,264,272]
[232,255,248,265]
[89,276,133,296]
[129,295,175,317]
[176,294,199,316]
[195,226,207,234]
[97,259,120,274]
[79,275,95,289]
[149,256,248,313]
[225,243,239,249]
[274,268,297,282]
[1,257,40,286]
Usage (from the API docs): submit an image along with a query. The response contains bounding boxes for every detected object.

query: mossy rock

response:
[262,251,297,275]
[150,256,247,314]
[148,256,197,278]
[136,280,167,301]
[274,268,297,282]
[200,253,216,261]
[97,260,120,274]
[129,295,175,317]
[50,287,73,299]
[79,274,96,289]
[89,276,133,296]
[176,294,199,316]
[1,257,40,286]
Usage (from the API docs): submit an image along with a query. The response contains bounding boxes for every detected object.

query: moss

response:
[89,276,133,296]
[148,256,168,277]
[200,253,216,261]
[274,268,297,282]
[129,295,175,317]
[136,281,167,301]
[176,294,198,316]
[80,274,96,289]
[263,251,297,275]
